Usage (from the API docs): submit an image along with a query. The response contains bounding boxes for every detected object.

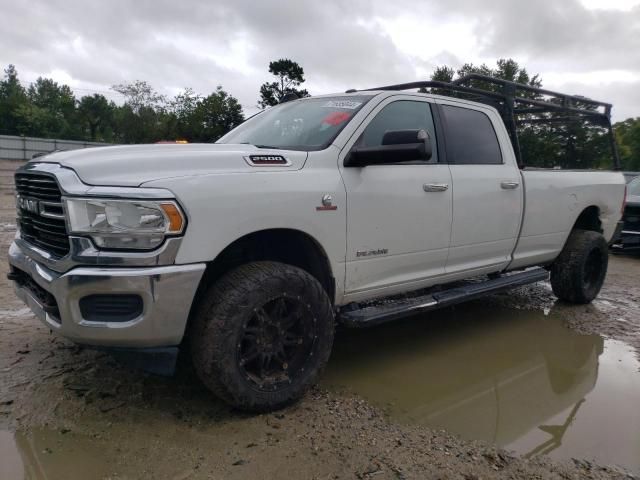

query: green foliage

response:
[0,65,244,144]
[430,66,455,83]
[614,118,640,171]
[430,58,542,93]
[77,94,116,141]
[430,58,617,170]
[111,80,166,113]
[17,77,79,138]
[193,87,244,141]
[0,65,28,134]
[259,59,309,108]
[167,86,244,142]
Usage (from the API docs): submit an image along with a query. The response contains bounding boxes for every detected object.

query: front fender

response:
[142,166,347,301]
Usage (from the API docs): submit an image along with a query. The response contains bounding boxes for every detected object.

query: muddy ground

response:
[1,159,639,479]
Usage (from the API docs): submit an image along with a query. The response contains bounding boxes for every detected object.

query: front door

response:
[339,96,453,301]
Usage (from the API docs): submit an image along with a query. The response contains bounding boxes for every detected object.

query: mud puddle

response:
[0,428,114,480]
[323,303,640,474]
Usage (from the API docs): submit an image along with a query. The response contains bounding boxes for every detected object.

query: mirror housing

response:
[345,129,432,167]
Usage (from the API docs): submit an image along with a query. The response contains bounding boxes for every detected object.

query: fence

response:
[0,134,111,161]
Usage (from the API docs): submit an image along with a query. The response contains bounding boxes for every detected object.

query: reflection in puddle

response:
[0,430,24,480]
[0,428,113,480]
[323,304,640,473]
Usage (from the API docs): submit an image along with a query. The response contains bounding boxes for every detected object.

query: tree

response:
[110,81,169,143]
[77,94,116,141]
[112,104,164,144]
[18,77,78,138]
[0,64,28,135]
[431,66,455,83]
[448,58,542,91]
[614,118,640,171]
[259,59,309,108]
[428,59,615,169]
[111,80,166,113]
[194,87,244,141]
[166,88,202,141]
[172,87,244,142]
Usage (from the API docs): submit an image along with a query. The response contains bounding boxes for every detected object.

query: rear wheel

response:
[190,261,334,411]
[550,229,608,304]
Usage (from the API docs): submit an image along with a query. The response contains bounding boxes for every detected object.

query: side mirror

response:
[345,129,432,167]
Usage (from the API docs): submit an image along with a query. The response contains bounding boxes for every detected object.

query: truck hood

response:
[35,144,308,186]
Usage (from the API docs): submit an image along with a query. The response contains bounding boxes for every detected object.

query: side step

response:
[338,267,549,328]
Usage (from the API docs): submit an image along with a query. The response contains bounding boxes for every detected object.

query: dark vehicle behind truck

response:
[613,176,640,253]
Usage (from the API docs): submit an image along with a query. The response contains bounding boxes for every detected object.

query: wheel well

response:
[572,206,602,233]
[197,229,335,304]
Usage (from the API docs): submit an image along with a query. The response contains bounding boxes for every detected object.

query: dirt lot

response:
[1,159,639,479]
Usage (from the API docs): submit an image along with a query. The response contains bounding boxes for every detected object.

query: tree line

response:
[0,59,306,145]
[0,58,638,170]
[0,65,244,143]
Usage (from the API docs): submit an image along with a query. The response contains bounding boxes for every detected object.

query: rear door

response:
[436,101,523,274]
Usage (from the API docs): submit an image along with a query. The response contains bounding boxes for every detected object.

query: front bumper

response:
[8,241,205,348]
[611,229,640,252]
[610,220,640,252]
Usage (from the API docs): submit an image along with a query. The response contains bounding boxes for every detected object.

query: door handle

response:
[500,181,520,190]
[423,183,449,192]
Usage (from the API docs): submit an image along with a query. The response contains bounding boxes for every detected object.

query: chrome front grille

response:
[15,172,70,257]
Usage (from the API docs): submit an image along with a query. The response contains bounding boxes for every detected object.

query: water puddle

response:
[323,303,640,474]
[0,430,23,480]
[1,302,638,477]
[0,428,113,480]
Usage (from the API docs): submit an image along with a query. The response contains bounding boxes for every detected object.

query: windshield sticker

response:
[322,100,362,110]
[322,111,352,127]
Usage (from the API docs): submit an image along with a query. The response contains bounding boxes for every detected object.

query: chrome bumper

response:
[8,241,206,348]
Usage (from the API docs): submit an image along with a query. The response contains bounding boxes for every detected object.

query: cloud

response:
[1,0,638,120]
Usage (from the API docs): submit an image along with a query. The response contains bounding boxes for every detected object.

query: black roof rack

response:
[347,74,621,169]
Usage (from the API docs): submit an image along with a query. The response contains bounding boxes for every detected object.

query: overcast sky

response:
[2,0,639,121]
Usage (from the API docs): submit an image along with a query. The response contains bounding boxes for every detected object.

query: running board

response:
[338,267,549,328]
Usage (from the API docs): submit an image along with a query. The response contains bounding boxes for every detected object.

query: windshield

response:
[218,95,372,151]
[629,177,640,196]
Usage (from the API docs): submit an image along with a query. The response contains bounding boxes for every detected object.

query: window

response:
[218,95,372,151]
[441,105,502,165]
[359,100,438,162]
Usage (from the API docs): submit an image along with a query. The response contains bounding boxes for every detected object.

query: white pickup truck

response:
[8,76,626,411]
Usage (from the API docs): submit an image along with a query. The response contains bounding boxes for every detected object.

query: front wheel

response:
[550,229,609,304]
[190,261,335,411]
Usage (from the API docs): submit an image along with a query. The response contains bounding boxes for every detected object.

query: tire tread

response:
[550,229,608,304]
[190,261,334,411]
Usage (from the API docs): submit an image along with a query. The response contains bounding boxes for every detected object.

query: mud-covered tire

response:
[550,229,608,304]
[190,261,334,411]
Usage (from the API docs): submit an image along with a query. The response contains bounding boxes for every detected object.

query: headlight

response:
[64,198,185,250]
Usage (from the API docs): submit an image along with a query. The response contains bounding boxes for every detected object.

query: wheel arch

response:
[572,205,603,233]
[193,228,335,308]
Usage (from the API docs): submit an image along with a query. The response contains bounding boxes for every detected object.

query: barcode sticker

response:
[321,100,362,109]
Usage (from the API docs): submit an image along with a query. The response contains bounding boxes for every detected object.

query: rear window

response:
[441,105,503,165]
[218,95,372,151]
